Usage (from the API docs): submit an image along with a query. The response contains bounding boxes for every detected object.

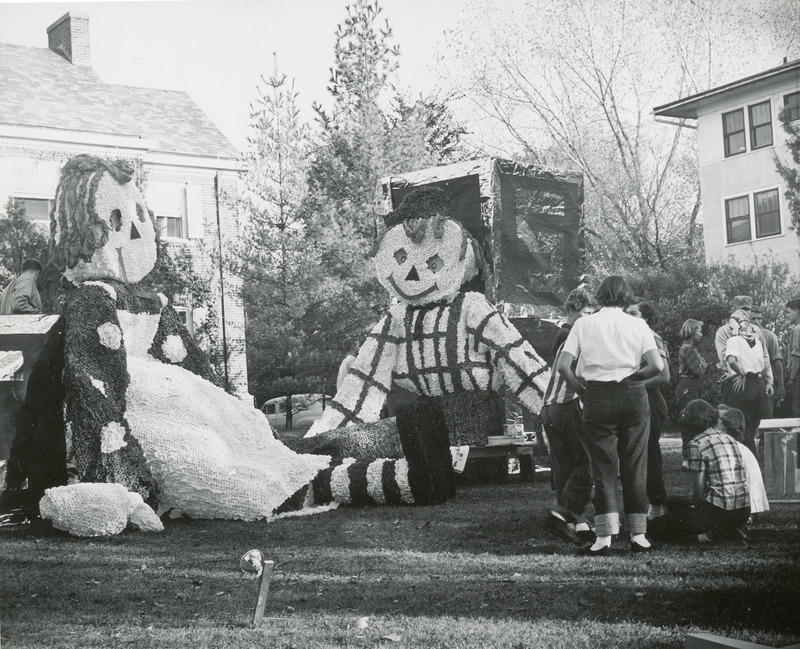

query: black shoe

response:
[578,544,610,557]
[545,512,583,545]
[630,541,653,553]
[575,528,596,544]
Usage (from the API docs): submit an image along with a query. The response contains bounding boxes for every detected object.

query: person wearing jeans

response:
[558,276,663,555]
[541,288,596,545]
[625,300,671,519]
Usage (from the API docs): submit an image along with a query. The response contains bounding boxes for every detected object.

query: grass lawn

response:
[1,438,798,649]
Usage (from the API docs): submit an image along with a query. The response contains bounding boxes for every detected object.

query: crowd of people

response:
[0,257,790,546]
[541,277,789,555]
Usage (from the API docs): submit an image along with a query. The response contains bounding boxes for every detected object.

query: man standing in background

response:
[784,299,800,417]
[750,306,784,417]
[0,259,42,315]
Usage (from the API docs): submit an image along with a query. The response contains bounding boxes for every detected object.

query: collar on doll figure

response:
[117,248,158,300]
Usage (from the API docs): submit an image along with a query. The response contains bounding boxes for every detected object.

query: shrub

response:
[622,257,797,423]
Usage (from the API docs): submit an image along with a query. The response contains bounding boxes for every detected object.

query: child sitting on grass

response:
[716,405,769,521]
[648,399,750,543]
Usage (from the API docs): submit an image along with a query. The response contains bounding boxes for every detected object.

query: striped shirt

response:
[688,429,749,510]
[543,341,578,406]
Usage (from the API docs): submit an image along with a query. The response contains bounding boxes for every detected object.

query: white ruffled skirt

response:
[124,357,331,520]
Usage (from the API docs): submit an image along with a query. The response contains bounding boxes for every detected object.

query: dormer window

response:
[723,109,746,157]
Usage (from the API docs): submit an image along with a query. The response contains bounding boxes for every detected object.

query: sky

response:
[0,0,476,152]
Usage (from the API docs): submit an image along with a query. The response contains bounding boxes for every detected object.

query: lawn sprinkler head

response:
[239,549,265,576]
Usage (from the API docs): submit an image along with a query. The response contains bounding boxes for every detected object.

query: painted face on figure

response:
[60,174,157,285]
[625,304,642,318]
[374,216,478,306]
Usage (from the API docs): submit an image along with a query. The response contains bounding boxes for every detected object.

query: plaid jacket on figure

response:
[307,292,551,435]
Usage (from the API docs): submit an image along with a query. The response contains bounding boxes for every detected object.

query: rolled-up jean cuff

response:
[594,512,619,537]
[552,501,588,526]
[627,512,648,535]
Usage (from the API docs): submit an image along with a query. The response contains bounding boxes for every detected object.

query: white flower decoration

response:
[162,335,188,363]
[97,322,122,350]
[90,376,106,396]
[100,422,127,454]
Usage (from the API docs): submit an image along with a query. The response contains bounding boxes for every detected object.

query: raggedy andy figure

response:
[307,187,552,443]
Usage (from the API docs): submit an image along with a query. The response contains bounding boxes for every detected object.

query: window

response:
[723,109,746,157]
[16,198,53,223]
[785,91,800,122]
[265,404,276,415]
[725,189,783,245]
[145,181,190,240]
[157,215,184,238]
[754,189,781,238]
[725,196,751,243]
[748,100,773,149]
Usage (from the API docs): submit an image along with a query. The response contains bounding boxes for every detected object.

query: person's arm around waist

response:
[633,348,663,381]
[642,351,670,387]
[556,351,585,398]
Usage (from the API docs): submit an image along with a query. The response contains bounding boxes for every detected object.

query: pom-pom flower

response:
[162,335,188,363]
[97,322,122,350]
[100,422,127,454]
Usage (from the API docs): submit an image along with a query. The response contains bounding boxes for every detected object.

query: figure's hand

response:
[732,375,746,393]
[305,419,328,439]
[765,383,775,398]
[775,386,785,403]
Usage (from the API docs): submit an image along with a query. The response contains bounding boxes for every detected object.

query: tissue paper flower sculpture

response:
[305,187,551,500]
[42,155,424,534]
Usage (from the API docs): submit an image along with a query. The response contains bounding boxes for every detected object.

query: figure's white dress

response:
[119,308,330,520]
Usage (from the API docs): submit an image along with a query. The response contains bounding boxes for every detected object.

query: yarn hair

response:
[50,155,137,272]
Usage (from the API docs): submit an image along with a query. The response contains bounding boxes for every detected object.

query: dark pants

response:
[720,373,766,457]
[541,400,593,525]
[582,380,650,536]
[648,497,750,540]
[646,387,667,506]
[676,376,702,459]
[791,378,800,418]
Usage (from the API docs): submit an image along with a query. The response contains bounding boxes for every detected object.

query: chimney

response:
[47,12,91,66]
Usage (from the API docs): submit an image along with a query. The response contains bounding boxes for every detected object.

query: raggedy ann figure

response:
[32,155,429,535]
[306,187,552,498]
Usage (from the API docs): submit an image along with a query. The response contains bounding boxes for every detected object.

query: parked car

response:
[261,393,332,430]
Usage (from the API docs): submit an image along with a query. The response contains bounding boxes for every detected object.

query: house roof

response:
[0,42,240,160]
[653,58,800,119]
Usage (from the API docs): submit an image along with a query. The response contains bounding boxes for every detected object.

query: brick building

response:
[0,12,249,395]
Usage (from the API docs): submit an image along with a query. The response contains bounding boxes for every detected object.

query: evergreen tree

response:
[774,106,800,231]
[232,58,334,421]
[0,198,49,284]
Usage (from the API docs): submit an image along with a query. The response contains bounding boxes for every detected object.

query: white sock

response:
[575,522,591,532]
[631,533,650,547]
[591,535,611,551]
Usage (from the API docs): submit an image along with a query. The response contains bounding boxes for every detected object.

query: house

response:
[0,12,249,395]
[653,58,800,274]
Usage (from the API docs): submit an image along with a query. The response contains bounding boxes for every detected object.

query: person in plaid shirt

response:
[648,399,750,542]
